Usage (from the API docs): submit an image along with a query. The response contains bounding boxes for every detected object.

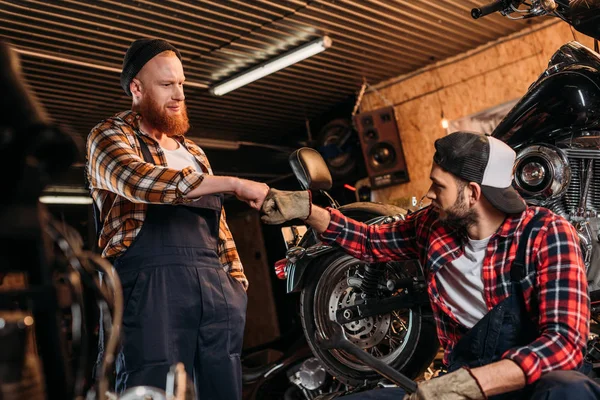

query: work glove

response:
[403,368,486,400]
[260,189,311,224]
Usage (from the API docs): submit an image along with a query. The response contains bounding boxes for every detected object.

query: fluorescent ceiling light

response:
[209,36,332,96]
[194,137,241,150]
[39,196,93,205]
[190,136,295,153]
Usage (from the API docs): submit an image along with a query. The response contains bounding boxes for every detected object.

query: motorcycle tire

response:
[299,202,439,387]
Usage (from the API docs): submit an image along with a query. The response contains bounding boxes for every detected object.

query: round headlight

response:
[513,145,570,205]
[520,161,546,186]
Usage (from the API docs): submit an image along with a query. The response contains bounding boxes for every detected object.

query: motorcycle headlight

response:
[520,161,546,186]
[513,145,570,205]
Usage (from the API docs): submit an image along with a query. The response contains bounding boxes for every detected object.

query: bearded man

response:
[262,131,600,399]
[86,38,269,399]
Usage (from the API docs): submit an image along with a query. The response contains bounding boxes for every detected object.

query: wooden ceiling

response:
[1,0,545,186]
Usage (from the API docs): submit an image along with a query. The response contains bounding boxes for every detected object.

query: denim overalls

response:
[105,136,247,399]
[341,214,600,399]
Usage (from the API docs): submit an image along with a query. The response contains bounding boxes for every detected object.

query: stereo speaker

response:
[353,106,409,189]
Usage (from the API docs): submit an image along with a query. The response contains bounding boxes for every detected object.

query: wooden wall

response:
[360,20,596,204]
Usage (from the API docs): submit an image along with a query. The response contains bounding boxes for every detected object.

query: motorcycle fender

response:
[286,247,336,293]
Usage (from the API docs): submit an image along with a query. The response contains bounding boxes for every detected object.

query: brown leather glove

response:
[260,189,311,224]
[403,368,486,400]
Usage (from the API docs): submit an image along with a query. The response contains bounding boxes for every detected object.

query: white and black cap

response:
[433,131,526,214]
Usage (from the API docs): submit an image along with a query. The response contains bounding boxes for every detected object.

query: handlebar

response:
[471,0,509,19]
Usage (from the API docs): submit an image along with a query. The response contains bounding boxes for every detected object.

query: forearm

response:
[318,207,424,263]
[501,217,590,384]
[185,175,240,199]
[470,359,526,396]
[304,204,332,233]
[262,191,422,261]
[88,129,202,204]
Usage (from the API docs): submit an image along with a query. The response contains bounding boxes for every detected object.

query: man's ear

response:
[130,78,143,98]
[468,182,482,205]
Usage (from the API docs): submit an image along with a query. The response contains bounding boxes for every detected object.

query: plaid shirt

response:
[86,110,247,289]
[321,205,589,384]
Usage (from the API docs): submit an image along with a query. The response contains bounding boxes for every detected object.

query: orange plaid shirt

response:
[86,110,247,289]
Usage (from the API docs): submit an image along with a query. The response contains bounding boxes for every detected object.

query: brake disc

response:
[328,279,391,349]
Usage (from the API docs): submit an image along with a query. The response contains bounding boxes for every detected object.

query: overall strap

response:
[92,199,102,247]
[510,212,545,283]
[136,134,154,164]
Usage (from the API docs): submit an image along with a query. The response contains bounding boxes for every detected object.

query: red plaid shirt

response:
[86,110,247,289]
[321,205,589,384]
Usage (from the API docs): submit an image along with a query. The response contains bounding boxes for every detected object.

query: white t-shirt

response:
[436,235,491,328]
[161,142,203,172]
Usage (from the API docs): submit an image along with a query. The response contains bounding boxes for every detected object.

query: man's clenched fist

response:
[260,189,311,224]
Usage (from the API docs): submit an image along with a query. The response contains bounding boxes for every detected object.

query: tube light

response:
[39,196,93,205]
[209,36,332,96]
[195,138,241,150]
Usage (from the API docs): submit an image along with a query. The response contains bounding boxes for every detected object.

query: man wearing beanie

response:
[86,38,269,398]
[262,131,600,399]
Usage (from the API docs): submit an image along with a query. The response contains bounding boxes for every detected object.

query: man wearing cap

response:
[86,38,269,398]
[262,131,600,399]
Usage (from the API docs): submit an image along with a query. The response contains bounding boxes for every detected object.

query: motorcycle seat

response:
[289,147,333,191]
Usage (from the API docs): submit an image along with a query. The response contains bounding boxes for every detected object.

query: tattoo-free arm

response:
[470,359,526,397]
[186,175,269,210]
[304,204,332,233]
[307,205,431,264]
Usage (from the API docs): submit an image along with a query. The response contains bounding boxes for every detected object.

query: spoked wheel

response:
[300,253,439,387]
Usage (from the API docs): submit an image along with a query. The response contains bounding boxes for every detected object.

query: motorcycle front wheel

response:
[300,254,439,387]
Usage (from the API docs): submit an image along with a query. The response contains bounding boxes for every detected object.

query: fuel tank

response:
[492,41,600,148]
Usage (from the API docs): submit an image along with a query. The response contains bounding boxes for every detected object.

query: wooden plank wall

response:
[360,20,596,204]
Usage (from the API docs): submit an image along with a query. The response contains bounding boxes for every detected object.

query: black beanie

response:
[120,38,182,96]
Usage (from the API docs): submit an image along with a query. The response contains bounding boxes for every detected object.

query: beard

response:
[136,95,189,137]
[438,192,477,232]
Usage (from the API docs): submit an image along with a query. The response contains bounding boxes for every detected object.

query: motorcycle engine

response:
[288,357,328,397]
[512,139,600,289]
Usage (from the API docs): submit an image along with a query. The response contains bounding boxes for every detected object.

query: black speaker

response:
[353,106,409,189]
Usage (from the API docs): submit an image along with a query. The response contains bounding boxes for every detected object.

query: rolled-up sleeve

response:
[86,120,204,204]
[502,217,590,384]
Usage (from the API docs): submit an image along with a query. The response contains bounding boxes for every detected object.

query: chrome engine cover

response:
[546,142,600,290]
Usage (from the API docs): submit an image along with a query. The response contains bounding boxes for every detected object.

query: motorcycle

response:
[272,0,600,394]
[472,0,600,365]
[272,147,439,392]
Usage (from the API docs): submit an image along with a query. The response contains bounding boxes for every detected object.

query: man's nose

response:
[173,84,185,101]
[425,186,435,200]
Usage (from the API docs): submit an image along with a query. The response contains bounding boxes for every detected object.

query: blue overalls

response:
[341,215,600,399]
[110,137,247,398]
